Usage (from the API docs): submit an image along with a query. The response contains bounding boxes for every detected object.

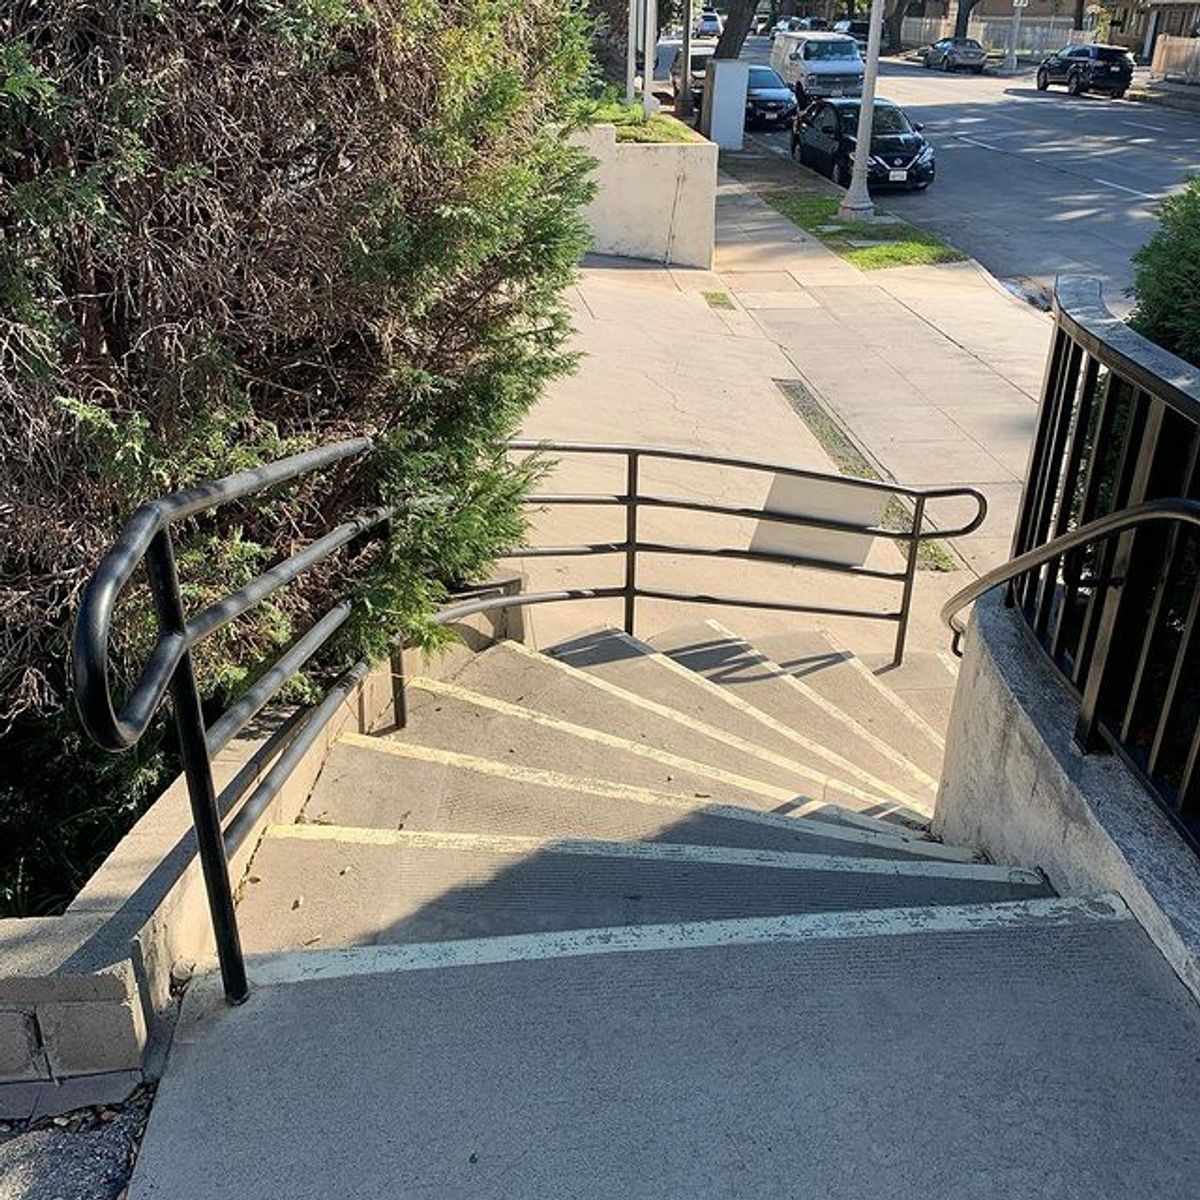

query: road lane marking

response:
[954,135,1004,151]
[1121,119,1167,133]
[1093,177,1160,200]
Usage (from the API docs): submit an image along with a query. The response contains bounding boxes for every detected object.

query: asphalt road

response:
[725,36,1200,314]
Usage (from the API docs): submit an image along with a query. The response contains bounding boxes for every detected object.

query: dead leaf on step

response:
[302,936,322,947]
[292,896,304,910]
[694,793,711,799]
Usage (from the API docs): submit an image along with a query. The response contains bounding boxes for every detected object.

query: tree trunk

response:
[714,0,758,57]
[954,0,980,39]
[1072,0,1085,32]
[884,0,911,52]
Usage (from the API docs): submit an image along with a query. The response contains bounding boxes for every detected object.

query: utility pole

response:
[643,0,659,119]
[838,0,885,221]
[627,0,637,105]
[1005,0,1028,74]
[679,0,695,118]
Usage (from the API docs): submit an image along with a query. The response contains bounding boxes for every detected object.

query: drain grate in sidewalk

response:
[776,378,957,572]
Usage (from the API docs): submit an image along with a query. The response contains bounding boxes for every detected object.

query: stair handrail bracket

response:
[71,438,382,1004]
[503,439,987,669]
[954,274,1200,849]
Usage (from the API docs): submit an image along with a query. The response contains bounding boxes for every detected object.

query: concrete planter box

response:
[575,123,717,270]
[936,591,1200,1005]
[0,594,523,1118]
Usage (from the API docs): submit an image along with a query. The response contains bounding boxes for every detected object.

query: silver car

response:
[923,36,986,73]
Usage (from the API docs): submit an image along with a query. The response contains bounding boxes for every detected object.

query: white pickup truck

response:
[770,31,865,104]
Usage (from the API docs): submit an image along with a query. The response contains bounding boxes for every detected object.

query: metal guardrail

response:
[73,439,384,1003]
[72,437,984,1002]
[964,277,1200,848]
[500,440,987,668]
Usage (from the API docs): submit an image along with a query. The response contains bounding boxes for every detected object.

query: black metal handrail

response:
[73,439,384,1004]
[942,498,1200,648]
[995,275,1200,845]
[504,439,987,667]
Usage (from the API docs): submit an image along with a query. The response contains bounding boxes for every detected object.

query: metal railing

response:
[73,439,386,1003]
[952,277,1200,847]
[72,437,984,1002]
[485,440,987,668]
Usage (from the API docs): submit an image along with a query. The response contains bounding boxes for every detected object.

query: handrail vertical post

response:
[145,530,249,1005]
[892,494,925,669]
[624,451,640,635]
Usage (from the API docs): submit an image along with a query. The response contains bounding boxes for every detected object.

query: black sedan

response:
[1036,43,1134,98]
[791,98,934,191]
[745,65,798,129]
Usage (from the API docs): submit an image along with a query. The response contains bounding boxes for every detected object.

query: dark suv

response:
[1036,44,1134,98]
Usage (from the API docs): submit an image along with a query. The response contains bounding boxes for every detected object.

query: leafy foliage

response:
[0,0,597,914]
[1131,179,1200,370]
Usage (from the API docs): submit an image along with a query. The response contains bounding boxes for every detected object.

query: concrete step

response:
[540,630,938,815]
[858,646,960,741]
[236,826,1050,953]
[303,737,979,863]
[132,895,1200,1200]
[643,622,934,828]
[738,622,949,777]
[416,639,908,812]
[394,687,833,813]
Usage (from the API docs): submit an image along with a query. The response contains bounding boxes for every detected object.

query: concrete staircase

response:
[129,620,1200,1200]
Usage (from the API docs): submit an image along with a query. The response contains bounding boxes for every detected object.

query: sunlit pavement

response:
[702,36,1200,312]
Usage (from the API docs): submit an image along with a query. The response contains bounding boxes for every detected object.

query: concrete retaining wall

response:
[575,124,717,270]
[935,591,1200,1004]
[0,588,525,1118]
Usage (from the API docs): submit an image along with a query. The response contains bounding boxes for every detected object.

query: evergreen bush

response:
[1131,178,1200,369]
[0,0,596,914]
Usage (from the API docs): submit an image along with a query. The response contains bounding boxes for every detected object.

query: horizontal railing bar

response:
[205,602,352,756]
[511,438,988,507]
[434,587,627,626]
[634,587,902,622]
[942,497,1200,646]
[189,506,392,645]
[507,543,630,558]
[213,705,313,823]
[525,492,983,541]
[633,542,907,580]
[223,661,370,856]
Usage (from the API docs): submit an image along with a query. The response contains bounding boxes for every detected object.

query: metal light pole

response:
[838,0,886,221]
[627,0,638,105]
[643,0,659,118]
[679,0,695,118]
[1005,0,1028,74]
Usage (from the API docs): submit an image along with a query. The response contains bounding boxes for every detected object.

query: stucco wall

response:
[575,124,717,270]
[936,591,1200,1004]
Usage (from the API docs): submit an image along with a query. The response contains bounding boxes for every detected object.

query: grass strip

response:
[777,379,958,572]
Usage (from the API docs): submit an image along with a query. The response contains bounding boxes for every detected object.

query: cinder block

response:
[0,1008,49,1082]
[38,996,147,1076]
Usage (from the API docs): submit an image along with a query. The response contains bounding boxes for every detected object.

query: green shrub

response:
[1131,178,1200,368]
[0,0,597,915]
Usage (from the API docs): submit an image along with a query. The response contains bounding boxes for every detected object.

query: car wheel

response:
[923,52,932,69]
[972,65,984,75]
[1113,89,1128,99]
[1036,68,1049,91]
[941,55,952,72]
[832,159,848,187]
[1067,72,1085,96]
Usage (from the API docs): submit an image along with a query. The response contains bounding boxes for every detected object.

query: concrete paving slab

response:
[130,912,1200,1199]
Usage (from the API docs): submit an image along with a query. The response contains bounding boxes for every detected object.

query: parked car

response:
[694,10,723,38]
[772,17,803,40]
[670,46,716,106]
[791,97,935,190]
[771,31,864,103]
[1036,43,1134,97]
[744,65,800,128]
[832,19,870,53]
[922,36,986,73]
[798,17,830,30]
[753,13,774,35]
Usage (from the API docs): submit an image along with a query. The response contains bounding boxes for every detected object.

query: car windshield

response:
[749,67,786,88]
[1096,46,1130,61]
[840,104,913,135]
[806,39,860,60]
[954,39,982,49]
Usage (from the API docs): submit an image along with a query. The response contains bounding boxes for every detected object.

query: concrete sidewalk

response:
[516,174,1052,654]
